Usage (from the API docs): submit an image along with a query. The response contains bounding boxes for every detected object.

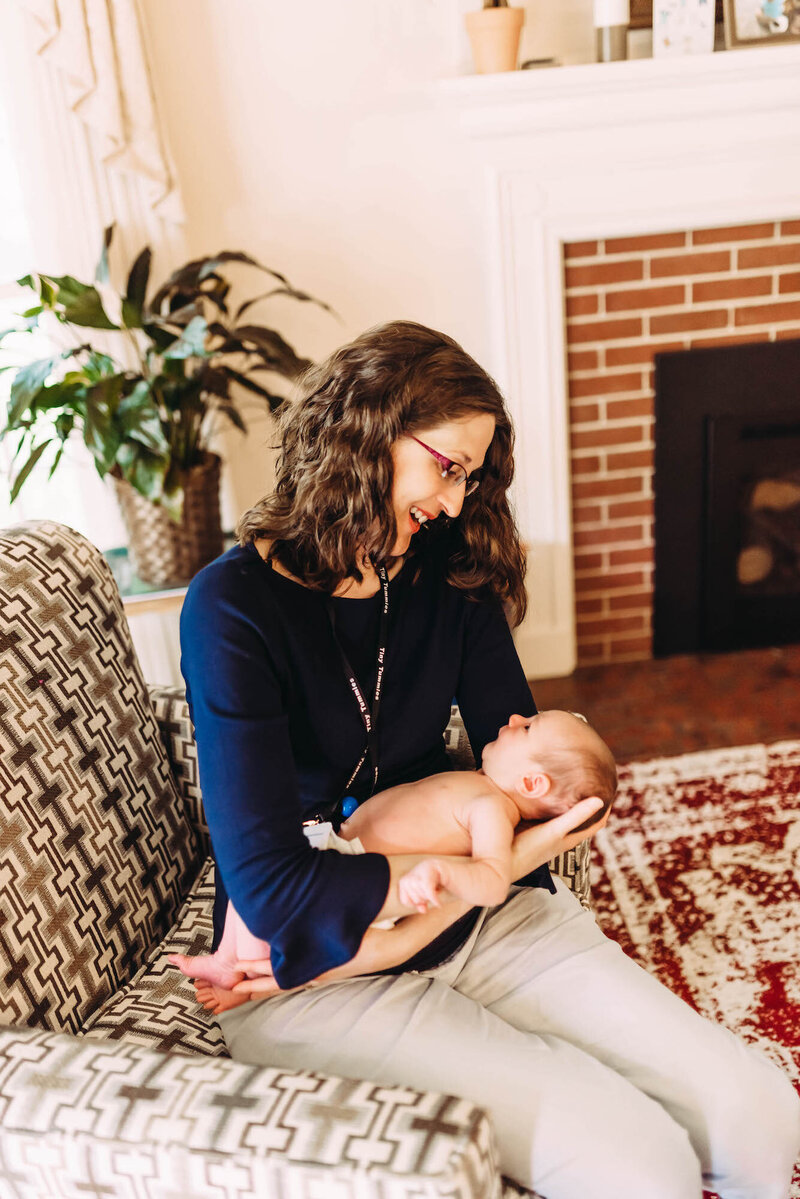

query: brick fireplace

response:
[564,218,800,666]
[442,43,800,679]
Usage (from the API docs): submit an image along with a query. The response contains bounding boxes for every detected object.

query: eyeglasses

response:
[411,437,482,496]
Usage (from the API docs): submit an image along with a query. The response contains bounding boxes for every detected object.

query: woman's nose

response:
[436,486,463,519]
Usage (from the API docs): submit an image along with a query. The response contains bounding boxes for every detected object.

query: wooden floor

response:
[530,643,800,763]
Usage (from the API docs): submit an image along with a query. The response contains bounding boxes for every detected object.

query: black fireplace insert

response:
[653,338,800,656]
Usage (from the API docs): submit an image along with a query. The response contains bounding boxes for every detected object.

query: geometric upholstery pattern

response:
[148,683,211,858]
[0,1026,503,1199]
[82,857,227,1058]
[0,522,203,1035]
[0,520,585,1198]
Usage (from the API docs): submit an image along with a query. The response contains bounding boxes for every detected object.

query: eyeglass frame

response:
[410,436,482,496]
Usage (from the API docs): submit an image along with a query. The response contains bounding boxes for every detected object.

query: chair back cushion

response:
[0,521,203,1034]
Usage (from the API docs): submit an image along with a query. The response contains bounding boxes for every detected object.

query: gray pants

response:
[218,880,800,1198]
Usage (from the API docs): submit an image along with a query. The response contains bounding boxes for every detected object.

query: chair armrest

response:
[148,683,210,857]
[0,1027,501,1199]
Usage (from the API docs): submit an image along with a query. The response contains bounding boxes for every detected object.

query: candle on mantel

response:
[594,0,630,62]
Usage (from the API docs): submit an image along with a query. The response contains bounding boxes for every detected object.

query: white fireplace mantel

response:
[437,46,800,678]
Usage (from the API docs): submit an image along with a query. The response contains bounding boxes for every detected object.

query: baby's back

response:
[340,770,502,857]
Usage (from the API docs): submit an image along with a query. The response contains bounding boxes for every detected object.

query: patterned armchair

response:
[0,520,590,1199]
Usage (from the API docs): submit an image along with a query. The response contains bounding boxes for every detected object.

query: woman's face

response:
[390,413,496,556]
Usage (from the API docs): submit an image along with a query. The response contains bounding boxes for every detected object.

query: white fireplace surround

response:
[438,44,800,679]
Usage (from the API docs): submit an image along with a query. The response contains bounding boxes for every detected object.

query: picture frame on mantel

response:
[722,0,800,45]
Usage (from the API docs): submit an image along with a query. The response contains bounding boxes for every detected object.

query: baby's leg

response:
[169,901,258,992]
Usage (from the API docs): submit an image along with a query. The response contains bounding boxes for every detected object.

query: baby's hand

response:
[398,860,447,913]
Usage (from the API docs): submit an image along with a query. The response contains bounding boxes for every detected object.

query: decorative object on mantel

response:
[464,0,525,74]
[653,0,716,54]
[2,227,330,585]
[594,0,630,61]
[723,0,800,45]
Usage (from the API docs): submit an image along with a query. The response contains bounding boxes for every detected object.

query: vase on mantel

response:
[465,2,525,74]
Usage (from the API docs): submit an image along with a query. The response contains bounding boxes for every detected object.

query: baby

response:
[170,710,616,1011]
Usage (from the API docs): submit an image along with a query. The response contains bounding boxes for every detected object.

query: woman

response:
[180,321,798,1198]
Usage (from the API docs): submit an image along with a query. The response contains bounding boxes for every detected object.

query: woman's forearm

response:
[312,900,473,984]
[510,797,608,880]
[374,853,471,921]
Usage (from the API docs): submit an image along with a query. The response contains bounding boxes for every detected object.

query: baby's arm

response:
[398,798,515,911]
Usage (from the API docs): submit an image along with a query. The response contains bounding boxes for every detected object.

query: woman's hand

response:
[511,795,609,883]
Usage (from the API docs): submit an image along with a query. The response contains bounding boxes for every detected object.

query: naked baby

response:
[170,710,617,1011]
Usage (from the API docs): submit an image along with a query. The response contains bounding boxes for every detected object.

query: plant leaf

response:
[222,365,285,409]
[235,285,337,322]
[117,442,170,504]
[117,380,170,455]
[122,246,152,329]
[232,325,310,378]
[7,354,63,425]
[163,314,209,360]
[47,444,65,480]
[95,224,114,284]
[37,274,120,330]
[9,440,52,502]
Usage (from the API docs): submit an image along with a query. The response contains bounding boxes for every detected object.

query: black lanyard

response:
[326,565,389,797]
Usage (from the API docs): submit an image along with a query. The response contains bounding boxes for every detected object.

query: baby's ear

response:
[518,771,551,799]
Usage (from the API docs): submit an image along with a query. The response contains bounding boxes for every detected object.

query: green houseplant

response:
[2,227,329,584]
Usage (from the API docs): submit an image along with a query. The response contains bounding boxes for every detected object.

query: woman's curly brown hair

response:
[237,320,528,625]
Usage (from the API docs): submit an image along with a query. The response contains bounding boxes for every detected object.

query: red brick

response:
[572,476,644,500]
[573,523,646,548]
[564,240,599,259]
[574,569,645,592]
[650,310,728,335]
[609,591,653,612]
[569,371,644,398]
[568,317,643,344]
[606,397,653,421]
[605,232,686,253]
[605,341,683,367]
[780,220,800,236]
[688,332,770,350]
[607,448,654,472]
[692,276,772,303]
[650,251,731,278]
[608,498,653,520]
[579,614,648,636]
[691,222,775,244]
[609,546,654,567]
[566,293,600,318]
[608,635,652,658]
[778,271,800,294]
[575,597,604,615]
[739,244,800,269]
[576,641,605,661]
[568,349,600,372]
[574,551,604,571]
[606,284,685,312]
[573,504,604,525]
[571,424,646,450]
[566,260,644,289]
[571,455,603,475]
[570,403,601,424]
[775,328,800,340]
[735,300,800,326]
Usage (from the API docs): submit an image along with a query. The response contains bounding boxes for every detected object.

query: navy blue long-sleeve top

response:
[180,538,549,989]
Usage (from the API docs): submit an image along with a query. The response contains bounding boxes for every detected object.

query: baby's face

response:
[481,710,589,794]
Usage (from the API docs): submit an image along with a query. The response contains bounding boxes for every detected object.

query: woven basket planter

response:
[112,452,224,586]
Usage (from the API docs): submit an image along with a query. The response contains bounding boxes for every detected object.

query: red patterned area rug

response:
[591,738,800,1198]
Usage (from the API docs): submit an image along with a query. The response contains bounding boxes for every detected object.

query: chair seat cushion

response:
[82,857,227,1057]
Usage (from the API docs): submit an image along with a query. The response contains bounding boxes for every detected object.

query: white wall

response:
[139,0,594,527]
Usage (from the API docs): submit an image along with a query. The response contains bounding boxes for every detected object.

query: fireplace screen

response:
[654,339,800,656]
[738,467,800,596]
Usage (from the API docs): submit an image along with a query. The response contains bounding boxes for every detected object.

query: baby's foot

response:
[168,952,244,992]
[194,979,251,1015]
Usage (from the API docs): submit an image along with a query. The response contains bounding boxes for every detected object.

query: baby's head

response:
[481,710,617,825]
